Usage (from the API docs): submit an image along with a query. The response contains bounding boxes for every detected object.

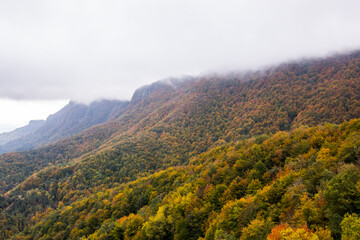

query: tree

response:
[340,213,360,240]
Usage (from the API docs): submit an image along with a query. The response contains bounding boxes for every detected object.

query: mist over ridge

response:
[1,0,360,102]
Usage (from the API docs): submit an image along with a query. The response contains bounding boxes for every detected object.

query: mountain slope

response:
[0,51,360,239]
[0,120,45,145]
[1,51,360,195]
[12,119,360,240]
[0,99,129,153]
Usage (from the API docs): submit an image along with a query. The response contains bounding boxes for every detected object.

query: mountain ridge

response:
[0,50,360,239]
[0,120,45,146]
[0,99,129,154]
[1,51,360,195]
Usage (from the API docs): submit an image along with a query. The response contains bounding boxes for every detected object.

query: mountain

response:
[0,120,45,145]
[0,51,360,239]
[0,99,129,154]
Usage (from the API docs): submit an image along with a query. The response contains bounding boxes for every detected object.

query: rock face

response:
[0,99,129,153]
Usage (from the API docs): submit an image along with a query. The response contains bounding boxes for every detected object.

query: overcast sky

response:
[1,0,360,132]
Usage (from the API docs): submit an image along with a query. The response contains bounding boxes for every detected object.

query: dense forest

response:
[1,51,360,239]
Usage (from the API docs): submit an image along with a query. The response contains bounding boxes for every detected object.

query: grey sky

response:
[1,0,360,102]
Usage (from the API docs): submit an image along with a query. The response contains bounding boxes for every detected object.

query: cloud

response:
[0,0,360,102]
[0,98,68,130]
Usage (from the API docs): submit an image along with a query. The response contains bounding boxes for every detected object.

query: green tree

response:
[340,213,360,240]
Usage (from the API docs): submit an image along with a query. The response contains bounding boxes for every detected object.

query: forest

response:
[0,51,360,239]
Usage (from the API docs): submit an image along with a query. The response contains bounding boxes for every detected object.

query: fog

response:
[1,0,360,103]
[0,98,68,132]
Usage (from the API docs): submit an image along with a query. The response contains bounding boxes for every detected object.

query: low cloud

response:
[1,0,360,102]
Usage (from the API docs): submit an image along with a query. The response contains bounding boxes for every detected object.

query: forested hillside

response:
[14,119,360,239]
[0,51,360,239]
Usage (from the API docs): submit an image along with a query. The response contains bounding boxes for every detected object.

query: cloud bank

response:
[1,0,360,102]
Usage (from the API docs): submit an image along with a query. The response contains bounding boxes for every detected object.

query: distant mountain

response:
[0,120,45,145]
[0,123,21,133]
[0,99,129,153]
